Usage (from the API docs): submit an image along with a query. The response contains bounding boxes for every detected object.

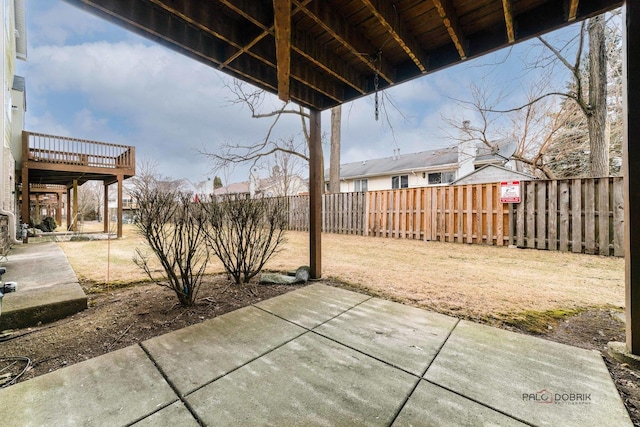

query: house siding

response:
[340,169,458,192]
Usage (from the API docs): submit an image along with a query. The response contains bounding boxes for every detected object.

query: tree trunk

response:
[329,105,342,193]
[587,15,609,177]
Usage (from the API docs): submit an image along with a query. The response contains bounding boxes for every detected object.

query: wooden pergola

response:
[61,0,638,355]
[21,131,136,238]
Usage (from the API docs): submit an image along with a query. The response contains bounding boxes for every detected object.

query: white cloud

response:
[28,0,109,46]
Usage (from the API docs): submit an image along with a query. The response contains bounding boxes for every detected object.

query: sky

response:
[17,0,581,187]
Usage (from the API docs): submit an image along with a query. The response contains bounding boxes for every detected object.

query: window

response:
[428,171,456,185]
[391,175,408,189]
[354,179,368,192]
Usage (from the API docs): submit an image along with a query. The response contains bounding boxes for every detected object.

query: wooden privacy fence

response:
[282,177,625,257]
[286,192,367,235]
[367,184,509,245]
[514,177,624,256]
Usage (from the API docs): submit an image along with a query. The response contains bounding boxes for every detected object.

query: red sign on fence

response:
[500,181,521,203]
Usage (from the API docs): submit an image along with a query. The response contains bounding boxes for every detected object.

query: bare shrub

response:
[204,197,287,284]
[132,189,209,306]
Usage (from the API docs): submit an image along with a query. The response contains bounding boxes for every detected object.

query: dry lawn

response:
[58,224,624,320]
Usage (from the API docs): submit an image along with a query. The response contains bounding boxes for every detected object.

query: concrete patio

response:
[0,284,632,426]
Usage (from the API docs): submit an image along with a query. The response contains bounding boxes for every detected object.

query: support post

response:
[66,187,71,231]
[625,2,640,355]
[103,182,109,233]
[34,195,40,223]
[117,175,123,238]
[55,191,62,226]
[309,109,322,278]
[72,180,78,232]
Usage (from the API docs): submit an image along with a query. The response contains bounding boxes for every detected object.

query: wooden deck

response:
[21,131,136,238]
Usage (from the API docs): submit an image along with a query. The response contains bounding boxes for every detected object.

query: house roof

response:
[212,175,303,196]
[335,146,458,180]
[331,139,518,180]
[213,181,251,196]
[452,164,536,184]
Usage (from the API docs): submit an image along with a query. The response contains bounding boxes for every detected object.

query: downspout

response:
[1,207,22,245]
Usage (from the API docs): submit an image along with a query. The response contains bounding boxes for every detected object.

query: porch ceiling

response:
[62,0,623,112]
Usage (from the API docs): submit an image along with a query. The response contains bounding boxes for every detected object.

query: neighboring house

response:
[0,0,27,249]
[326,139,520,192]
[213,175,307,200]
[107,178,194,222]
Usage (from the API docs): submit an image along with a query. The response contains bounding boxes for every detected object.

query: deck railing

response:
[24,131,135,170]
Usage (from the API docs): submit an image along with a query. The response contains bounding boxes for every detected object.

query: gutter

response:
[341,163,460,181]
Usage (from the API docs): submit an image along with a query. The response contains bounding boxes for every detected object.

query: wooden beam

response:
[273,0,291,102]
[309,109,322,279]
[103,182,109,233]
[291,23,367,95]
[72,180,78,232]
[359,0,427,72]
[72,0,293,105]
[66,187,71,231]
[568,0,579,22]
[98,0,338,106]
[222,0,367,95]
[56,192,63,226]
[502,0,515,43]
[117,175,123,238]
[294,0,396,84]
[625,0,640,355]
[431,0,467,59]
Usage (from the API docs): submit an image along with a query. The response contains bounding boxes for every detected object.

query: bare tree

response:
[201,79,331,191]
[329,105,342,193]
[263,137,307,196]
[203,196,287,284]
[77,181,103,221]
[445,11,622,179]
[534,16,609,176]
[442,81,562,178]
[132,188,210,306]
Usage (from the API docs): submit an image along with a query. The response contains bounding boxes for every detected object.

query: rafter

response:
[273,0,291,102]
[431,0,467,59]
[63,0,623,111]
[149,0,272,70]
[294,0,395,84]
[220,0,366,96]
[148,0,341,103]
[502,0,515,43]
[359,0,427,72]
[569,0,579,21]
[73,0,336,109]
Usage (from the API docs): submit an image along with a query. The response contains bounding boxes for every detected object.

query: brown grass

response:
[57,225,624,321]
